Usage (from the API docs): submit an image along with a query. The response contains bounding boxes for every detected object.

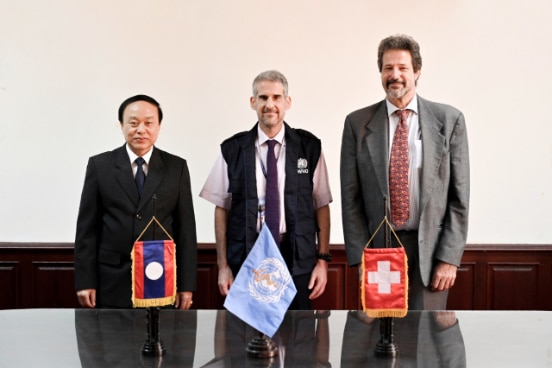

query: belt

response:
[395,230,418,237]
[392,230,418,247]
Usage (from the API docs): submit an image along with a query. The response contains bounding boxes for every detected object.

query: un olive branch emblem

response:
[248,257,292,303]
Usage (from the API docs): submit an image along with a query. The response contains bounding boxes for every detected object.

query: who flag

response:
[361,247,408,318]
[224,225,297,338]
[131,239,177,308]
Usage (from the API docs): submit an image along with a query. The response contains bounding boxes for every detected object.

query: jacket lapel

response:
[418,97,445,214]
[138,147,164,210]
[114,145,140,204]
[365,102,390,198]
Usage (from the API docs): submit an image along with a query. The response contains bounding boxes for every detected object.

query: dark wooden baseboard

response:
[1,243,551,310]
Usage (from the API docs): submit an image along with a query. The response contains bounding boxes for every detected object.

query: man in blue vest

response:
[200,70,333,309]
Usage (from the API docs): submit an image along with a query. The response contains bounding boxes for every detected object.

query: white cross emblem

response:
[368,261,401,294]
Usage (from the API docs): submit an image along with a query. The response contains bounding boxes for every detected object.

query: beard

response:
[384,78,416,101]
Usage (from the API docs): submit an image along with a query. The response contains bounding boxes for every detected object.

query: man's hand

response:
[308,260,328,300]
[76,289,96,308]
[218,264,234,296]
[431,261,458,291]
[174,291,193,310]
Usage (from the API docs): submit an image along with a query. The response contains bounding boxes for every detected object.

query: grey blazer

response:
[340,96,469,286]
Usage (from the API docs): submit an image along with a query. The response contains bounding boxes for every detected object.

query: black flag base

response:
[374,317,399,358]
[246,332,278,362]
[142,307,166,356]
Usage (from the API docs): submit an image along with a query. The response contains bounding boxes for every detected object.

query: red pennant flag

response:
[131,240,176,308]
[361,247,408,318]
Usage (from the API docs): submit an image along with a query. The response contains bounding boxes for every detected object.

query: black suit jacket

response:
[75,145,197,308]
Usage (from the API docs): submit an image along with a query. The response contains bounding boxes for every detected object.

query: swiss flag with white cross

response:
[361,247,408,318]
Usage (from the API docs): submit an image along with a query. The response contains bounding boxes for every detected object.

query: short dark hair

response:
[377,34,422,73]
[118,94,163,123]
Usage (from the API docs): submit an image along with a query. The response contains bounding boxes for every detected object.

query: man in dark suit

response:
[75,94,197,309]
[340,34,470,309]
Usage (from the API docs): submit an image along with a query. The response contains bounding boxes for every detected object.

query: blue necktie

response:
[265,140,280,244]
[135,157,146,196]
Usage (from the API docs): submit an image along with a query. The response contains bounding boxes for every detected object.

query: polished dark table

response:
[0,309,550,367]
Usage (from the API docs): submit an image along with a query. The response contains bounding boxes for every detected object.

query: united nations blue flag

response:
[224,225,297,338]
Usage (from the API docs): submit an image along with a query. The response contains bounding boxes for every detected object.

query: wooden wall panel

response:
[487,263,539,310]
[312,263,346,310]
[194,263,224,310]
[0,261,19,309]
[448,262,476,310]
[32,261,79,308]
[1,243,551,311]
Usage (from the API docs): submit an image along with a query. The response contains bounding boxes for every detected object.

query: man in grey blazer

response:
[75,95,197,309]
[340,34,469,309]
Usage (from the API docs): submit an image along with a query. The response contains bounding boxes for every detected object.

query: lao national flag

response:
[361,247,408,318]
[224,225,297,338]
[131,240,176,308]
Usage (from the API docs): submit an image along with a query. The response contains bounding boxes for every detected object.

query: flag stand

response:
[375,317,398,358]
[246,331,278,361]
[244,206,279,362]
[142,306,165,356]
[374,200,399,358]
[140,195,166,357]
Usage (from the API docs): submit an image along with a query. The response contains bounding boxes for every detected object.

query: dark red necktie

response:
[265,140,280,244]
[389,110,410,227]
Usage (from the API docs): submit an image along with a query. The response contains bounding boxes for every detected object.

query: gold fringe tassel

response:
[364,309,408,318]
[132,296,176,308]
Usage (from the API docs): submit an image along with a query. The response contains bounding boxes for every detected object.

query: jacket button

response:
[136,213,142,220]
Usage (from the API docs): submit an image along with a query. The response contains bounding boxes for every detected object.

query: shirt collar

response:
[125,144,154,164]
[257,123,285,145]
[386,95,418,118]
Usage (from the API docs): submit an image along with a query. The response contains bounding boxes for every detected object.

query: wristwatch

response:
[316,252,332,262]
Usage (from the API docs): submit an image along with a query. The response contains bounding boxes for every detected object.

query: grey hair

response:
[252,70,289,97]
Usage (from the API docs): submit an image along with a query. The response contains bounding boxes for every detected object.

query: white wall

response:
[0,0,550,244]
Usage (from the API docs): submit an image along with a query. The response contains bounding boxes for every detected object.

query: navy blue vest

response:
[221,123,321,276]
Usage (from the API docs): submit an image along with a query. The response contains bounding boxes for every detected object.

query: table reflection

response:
[200,310,331,367]
[74,309,465,367]
[75,309,197,367]
[1,308,548,367]
[341,311,466,367]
